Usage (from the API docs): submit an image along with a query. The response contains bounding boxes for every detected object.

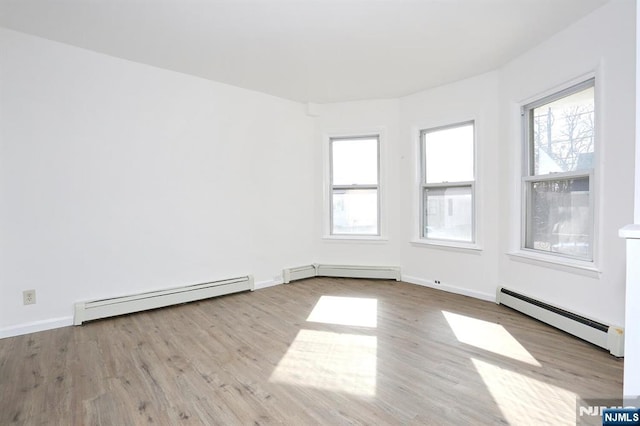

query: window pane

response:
[332,138,378,185]
[332,189,378,235]
[526,177,591,259]
[532,86,594,175]
[424,123,474,183]
[423,186,472,242]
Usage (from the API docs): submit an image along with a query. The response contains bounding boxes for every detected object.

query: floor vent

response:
[74,276,254,325]
[283,264,401,283]
[497,287,624,357]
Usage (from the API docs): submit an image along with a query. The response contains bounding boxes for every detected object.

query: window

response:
[420,122,475,243]
[522,79,595,261]
[330,136,380,236]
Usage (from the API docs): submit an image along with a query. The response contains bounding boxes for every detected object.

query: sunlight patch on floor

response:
[471,358,577,425]
[307,296,377,328]
[442,310,541,366]
[270,329,377,396]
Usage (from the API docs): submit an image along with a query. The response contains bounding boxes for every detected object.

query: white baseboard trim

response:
[0,316,74,339]
[254,279,284,290]
[402,275,496,303]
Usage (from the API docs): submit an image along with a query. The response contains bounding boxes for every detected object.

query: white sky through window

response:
[424,124,474,183]
[332,138,378,185]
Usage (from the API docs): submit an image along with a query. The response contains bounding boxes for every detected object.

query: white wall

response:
[620,0,640,401]
[399,72,501,301]
[0,28,315,337]
[312,99,402,266]
[311,2,635,321]
[499,0,635,327]
[622,235,640,400]
[312,74,501,302]
[1,0,635,354]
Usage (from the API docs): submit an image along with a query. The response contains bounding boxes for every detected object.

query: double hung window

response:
[420,122,475,243]
[522,78,595,261]
[330,136,380,236]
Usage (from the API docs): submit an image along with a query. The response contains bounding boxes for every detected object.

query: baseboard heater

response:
[283,264,318,283]
[283,264,401,284]
[74,276,254,325]
[497,287,624,357]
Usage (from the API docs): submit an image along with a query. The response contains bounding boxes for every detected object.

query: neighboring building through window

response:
[330,136,380,236]
[522,78,595,261]
[420,121,475,243]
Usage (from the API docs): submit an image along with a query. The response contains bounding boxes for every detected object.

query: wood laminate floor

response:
[0,278,623,425]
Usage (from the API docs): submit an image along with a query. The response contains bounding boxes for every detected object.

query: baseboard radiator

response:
[283,264,318,283]
[283,264,401,284]
[74,276,254,325]
[497,287,624,357]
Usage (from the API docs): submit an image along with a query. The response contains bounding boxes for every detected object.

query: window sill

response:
[322,235,388,243]
[620,224,640,239]
[410,239,482,253]
[507,250,601,278]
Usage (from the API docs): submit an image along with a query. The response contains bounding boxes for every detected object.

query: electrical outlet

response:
[435,280,441,285]
[23,289,36,305]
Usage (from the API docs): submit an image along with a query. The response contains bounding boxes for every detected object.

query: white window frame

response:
[327,134,381,238]
[417,121,477,248]
[520,78,596,264]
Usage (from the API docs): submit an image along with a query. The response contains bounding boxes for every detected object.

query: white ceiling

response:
[0,0,609,103]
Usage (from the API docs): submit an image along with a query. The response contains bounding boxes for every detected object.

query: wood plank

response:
[0,277,622,425]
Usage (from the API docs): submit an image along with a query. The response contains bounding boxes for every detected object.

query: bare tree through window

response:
[524,80,595,260]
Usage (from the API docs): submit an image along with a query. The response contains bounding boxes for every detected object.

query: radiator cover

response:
[74,276,254,325]
[283,264,401,283]
[497,287,624,357]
